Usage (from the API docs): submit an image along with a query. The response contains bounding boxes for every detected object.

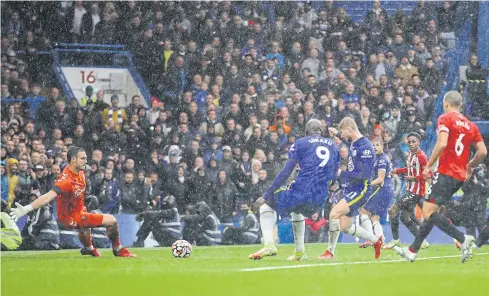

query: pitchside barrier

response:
[14,214,474,248]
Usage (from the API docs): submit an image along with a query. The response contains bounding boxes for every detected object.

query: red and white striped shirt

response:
[394,149,429,196]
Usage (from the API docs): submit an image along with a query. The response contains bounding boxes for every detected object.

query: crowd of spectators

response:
[0,1,470,232]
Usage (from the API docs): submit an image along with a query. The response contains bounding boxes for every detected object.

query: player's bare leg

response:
[359,208,374,248]
[79,227,101,257]
[102,214,137,257]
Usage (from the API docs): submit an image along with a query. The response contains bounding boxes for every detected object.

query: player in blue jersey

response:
[358,137,394,248]
[319,117,383,260]
[249,119,340,261]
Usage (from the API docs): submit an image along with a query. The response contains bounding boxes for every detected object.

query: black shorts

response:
[425,172,464,205]
[395,192,423,211]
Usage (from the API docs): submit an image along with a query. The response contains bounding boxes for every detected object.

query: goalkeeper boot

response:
[287,251,307,261]
[80,247,101,257]
[113,247,137,257]
[383,239,400,249]
[248,245,278,260]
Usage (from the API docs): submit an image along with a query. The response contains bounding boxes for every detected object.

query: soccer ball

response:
[171,240,192,258]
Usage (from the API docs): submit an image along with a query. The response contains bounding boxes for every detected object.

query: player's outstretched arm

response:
[262,159,297,201]
[9,190,57,221]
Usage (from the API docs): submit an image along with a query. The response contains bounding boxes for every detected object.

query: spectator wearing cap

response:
[33,164,49,193]
[398,109,423,136]
[336,94,362,127]
[204,139,223,165]
[102,95,128,133]
[219,145,238,177]
[80,86,97,107]
[395,56,418,86]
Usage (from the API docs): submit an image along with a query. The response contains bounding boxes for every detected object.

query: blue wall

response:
[478,2,489,69]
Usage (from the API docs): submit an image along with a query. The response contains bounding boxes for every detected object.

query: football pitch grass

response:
[2,244,489,296]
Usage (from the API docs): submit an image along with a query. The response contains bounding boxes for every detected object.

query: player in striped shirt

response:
[384,132,431,249]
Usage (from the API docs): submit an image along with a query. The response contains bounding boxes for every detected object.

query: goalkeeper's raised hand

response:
[9,202,33,222]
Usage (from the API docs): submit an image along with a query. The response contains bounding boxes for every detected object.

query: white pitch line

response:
[239,252,489,272]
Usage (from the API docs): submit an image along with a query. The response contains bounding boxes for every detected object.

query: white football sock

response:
[328,219,340,254]
[360,214,373,235]
[290,212,305,253]
[346,224,378,242]
[86,245,94,251]
[372,221,384,238]
[259,203,277,247]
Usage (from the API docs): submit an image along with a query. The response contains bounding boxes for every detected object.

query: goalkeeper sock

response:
[360,214,373,235]
[259,203,277,247]
[328,219,340,254]
[290,212,305,253]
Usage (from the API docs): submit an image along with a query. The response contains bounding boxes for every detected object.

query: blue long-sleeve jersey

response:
[340,136,375,187]
[264,135,340,204]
